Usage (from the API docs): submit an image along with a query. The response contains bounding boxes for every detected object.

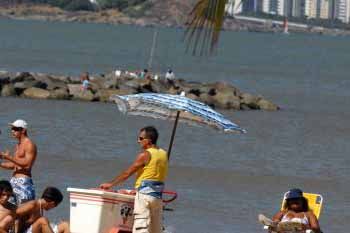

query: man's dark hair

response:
[0,180,13,194]
[141,126,159,144]
[41,187,63,205]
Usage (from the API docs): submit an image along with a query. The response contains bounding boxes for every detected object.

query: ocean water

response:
[0,19,349,233]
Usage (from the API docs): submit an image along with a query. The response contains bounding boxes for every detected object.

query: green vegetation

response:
[2,0,149,12]
[96,0,147,11]
[48,0,95,11]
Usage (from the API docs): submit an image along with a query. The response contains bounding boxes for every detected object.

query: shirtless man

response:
[0,180,15,233]
[0,119,37,205]
[16,187,69,233]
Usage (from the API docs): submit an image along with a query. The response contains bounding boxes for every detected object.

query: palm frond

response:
[184,0,229,56]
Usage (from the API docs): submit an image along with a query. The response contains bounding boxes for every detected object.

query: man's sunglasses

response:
[11,127,23,132]
[138,136,148,141]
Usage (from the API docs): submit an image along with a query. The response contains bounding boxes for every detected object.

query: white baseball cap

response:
[9,119,28,129]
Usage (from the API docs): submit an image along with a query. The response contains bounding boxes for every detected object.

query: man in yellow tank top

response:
[99,126,168,233]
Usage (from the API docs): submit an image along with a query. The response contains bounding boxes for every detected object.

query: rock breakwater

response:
[0,70,279,111]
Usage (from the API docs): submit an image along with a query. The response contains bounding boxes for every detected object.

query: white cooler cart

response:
[67,188,135,233]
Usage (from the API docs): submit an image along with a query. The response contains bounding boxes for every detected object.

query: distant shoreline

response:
[1,4,350,36]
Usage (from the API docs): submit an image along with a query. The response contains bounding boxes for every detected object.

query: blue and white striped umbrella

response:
[111,93,246,133]
[111,93,246,158]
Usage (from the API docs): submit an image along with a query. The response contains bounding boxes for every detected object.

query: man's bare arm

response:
[16,201,36,217]
[1,142,37,168]
[0,214,14,231]
[0,160,15,170]
[308,211,321,233]
[272,210,285,222]
[100,151,150,189]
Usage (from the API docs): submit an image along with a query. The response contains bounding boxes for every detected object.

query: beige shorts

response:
[132,192,163,233]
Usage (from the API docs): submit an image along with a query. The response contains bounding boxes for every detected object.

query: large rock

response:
[199,93,215,107]
[33,74,67,90]
[199,83,216,95]
[67,84,82,97]
[52,75,70,83]
[101,77,118,89]
[67,84,95,101]
[118,79,148,93]
[257,98,279,111]
[76,90,95,101]
[0,70,11,79]
[214,82,241,96]
[10,72,35,83]
[213,91,241,109]
[240,93,260,110]
[149,80,169,93]
[186,93,199,101]
[0,76,10,86]
[119,79,141,90]
[166,86,180,95]
[1,84,16,97]
[95,89,134,102]
[49,88,70,100]
[89,77,105,92]
[67,76,81,84]
[14,80,47,91]
[23,87,50,99]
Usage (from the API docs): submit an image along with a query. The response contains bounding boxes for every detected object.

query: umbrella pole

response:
[167,111,180,160]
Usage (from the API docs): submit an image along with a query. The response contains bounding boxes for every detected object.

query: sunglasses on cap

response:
[11,127,23,132]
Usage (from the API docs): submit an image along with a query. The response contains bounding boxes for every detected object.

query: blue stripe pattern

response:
[111,93,246,133]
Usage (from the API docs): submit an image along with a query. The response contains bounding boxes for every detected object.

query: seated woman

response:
[259,188,321,233]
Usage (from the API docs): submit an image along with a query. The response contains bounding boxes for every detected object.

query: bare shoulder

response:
[306,210,317,218]
[0,205,11,216]
[24,138,37,151]
[272,210,286,221]
[137,150,151,163]
[16,200,37,215]
[19,200,36,209]
[138,150,151,157]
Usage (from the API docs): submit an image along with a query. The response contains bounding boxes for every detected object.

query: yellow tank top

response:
[135,147,168,188]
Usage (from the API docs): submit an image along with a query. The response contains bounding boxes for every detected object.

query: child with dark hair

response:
[0,180,15,233]
[16,187,69,233]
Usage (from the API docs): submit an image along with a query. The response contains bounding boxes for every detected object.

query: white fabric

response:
[9,119,28,129]
[132,192,162,233]
[281,212,309,225]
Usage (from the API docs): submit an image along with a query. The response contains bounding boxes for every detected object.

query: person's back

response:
[135,147,168,190]
[165,70,174,80]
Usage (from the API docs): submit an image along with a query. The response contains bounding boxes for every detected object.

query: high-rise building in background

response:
[291,0,304,17]
[261,0,271,13]
[329,0,337,19]
[237,0,350,23]
[242,0,259,12]
[275,0,285,15]
[304,0,318,18]
[225,0,243,15]
[318,0,331,18]
[335,0,350,23]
